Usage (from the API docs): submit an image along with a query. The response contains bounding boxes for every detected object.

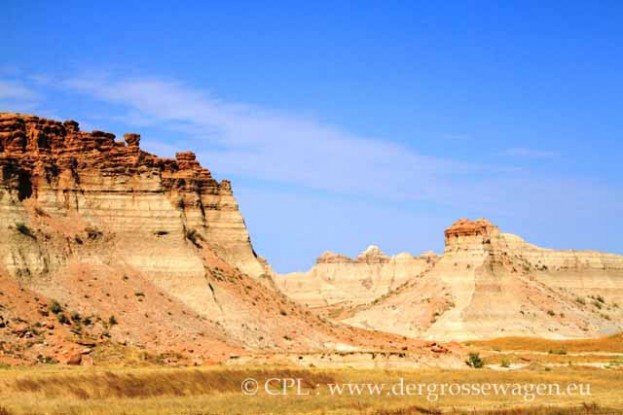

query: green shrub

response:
[185,229,202,247]
[466,352,485,368]
[49,300,63,314]
[70,312,82,323]
[15,222,35,238]
[56,313,69,325]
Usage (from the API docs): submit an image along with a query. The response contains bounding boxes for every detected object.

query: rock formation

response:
[0,113,436,365]
[276,245,437,309]
[280,219,623,341]
[0,113,262,279]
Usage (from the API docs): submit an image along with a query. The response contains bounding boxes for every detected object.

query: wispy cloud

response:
[504,147,559,159]
[0,81,38,101]
[3,71,620,221]
[0,80,41,112]
[55,73,621,219]
[1,71,622,269]
[62,74,481,202]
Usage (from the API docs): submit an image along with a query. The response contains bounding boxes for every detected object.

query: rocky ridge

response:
[280,219,623,341]
[0,113,446,365]
[276,245,437,309]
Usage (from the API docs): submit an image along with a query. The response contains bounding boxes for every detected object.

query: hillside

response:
[0,113,439,365]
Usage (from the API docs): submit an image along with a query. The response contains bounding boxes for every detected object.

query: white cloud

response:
[0,81,39,101]
[2,71,622,268]
[56,73,621,221]
[63,74,481,202]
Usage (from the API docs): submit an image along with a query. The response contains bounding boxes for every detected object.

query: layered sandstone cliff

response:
[1,113,434,364]
[282,218,623,341]
[0,113,263,280]
[276,246,437,309]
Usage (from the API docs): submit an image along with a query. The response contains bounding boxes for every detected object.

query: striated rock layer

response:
[281,218,623,341]
[0,113,437,364]
[277,246,437,310]
[0,113,263,279]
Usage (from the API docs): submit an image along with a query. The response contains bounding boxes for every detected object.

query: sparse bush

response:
[70,312,82,323]
[185,229,202,247]
[85,227,103,240]
[49,300,63,314]
[36,355,58,364]
[466,352,485,368]
[548,348,567,355]
[575,297,586,306]
[34,206,49,216]
[596,295,605,303]
[501,358,511,368]
[108,315,118,326]
[56,313,69,325]
[15,222,35,238]
[71,311,82,323]
[547,310,556,316]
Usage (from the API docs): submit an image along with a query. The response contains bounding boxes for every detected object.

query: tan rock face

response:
[2,113,420,363]
[444,218,500,247]
[0,113,262,279]
[276,245,437,309]
[281,218,623,341]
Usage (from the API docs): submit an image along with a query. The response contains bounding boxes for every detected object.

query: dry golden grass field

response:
[467,334,623,354]
[0,363,621,415]
[0,333,621,414]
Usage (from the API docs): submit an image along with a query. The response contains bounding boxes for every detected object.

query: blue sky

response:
[1,1,622,272]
